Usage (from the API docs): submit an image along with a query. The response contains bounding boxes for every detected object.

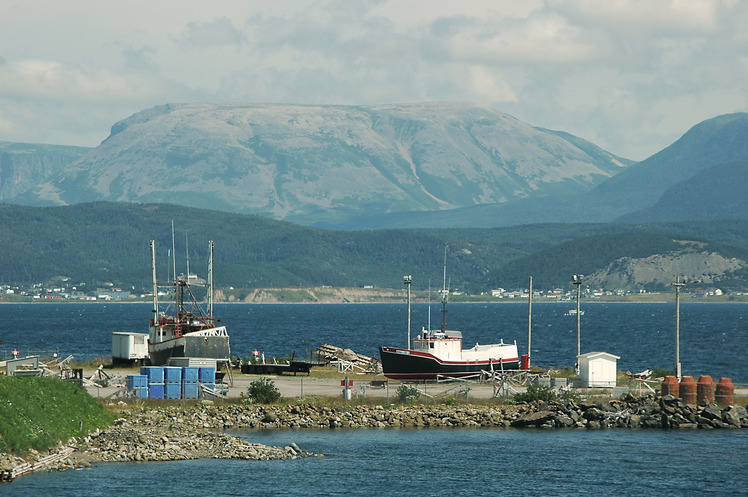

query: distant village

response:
[0,279,743,302]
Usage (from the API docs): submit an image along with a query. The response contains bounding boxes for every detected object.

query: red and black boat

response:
[379,258,519,380]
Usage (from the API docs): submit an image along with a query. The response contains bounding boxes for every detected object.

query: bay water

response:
[9,429,748,496]
[1,302,746,381]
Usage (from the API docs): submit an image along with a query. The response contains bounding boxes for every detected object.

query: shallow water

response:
[10,429,748,496]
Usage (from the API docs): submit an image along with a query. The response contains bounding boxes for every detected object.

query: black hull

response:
[379,346,519,380]
[149,336,231,366]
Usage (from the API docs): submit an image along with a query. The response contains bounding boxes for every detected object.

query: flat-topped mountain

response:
[9,102,630,227]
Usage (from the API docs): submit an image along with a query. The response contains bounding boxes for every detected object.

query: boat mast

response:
[208,240,214,318]
[151,240,158,320]
[185,234,190,281]
[441,245,448,333]
[528,275,532,369]
[171,220,177,307]
[427,279,431,332]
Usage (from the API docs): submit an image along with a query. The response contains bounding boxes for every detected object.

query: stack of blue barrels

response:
[126,374,148,398]
[164,366,182,400]
[141,366,165,399]
[125,365,216,400]
[182,366,199,399]
[198,367,216,398]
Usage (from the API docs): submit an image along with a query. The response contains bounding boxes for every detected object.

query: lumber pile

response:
[316,344,380,373]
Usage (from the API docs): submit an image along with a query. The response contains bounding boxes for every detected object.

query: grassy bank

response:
[0,376,114,453]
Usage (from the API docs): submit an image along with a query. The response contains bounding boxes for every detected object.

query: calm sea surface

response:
[2,302,747,494]
[9,429,748,496]
[1,302,746,381]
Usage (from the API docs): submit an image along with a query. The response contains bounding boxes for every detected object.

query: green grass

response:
[0,376,114,453]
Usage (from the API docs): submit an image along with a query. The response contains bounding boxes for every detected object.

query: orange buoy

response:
[679,376,697,405]
[715,377,734,407]
[662,376,679,397]
[696,376,715,405]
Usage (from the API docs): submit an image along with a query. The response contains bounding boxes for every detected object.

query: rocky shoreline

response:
[3,394,747,481]
[122,394,747,431]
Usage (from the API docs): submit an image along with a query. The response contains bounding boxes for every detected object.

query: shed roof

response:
[577,351,620,360]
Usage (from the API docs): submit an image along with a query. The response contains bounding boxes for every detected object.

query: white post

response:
[527,276,532,368]
[208,240,214,318]
[672,276,686,379]
[572,274,583,373]
[404,275,412,349]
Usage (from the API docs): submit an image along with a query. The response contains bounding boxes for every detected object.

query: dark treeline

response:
[2,202,747,293]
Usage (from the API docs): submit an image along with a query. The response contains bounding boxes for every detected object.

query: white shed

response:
[112,332,149,364]
[577,352,620,388]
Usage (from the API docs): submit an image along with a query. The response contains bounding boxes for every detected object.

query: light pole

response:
[672,276,686,379]
[572,274,583,373]
[404,275,412,349]
[527,275,532,369]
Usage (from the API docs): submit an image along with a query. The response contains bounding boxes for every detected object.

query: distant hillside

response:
[591,113,748,214]
[1,202,746,293]
[476,232,748,292]
[6,102,630,227]
[616,161,748,223]
[0,141,90,200]
[359,113,748,229]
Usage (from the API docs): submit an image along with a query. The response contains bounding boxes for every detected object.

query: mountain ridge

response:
[7,102,631,226]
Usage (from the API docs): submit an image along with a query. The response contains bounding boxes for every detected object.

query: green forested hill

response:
[474,232,748,292]
[1,202,747,293]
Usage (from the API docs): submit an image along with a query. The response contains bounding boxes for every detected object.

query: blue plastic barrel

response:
[140,366,165,384]
[163,366,182,384]
[182,383,199,399]
[164,383,181,399]
[148,383,165,399]
[182,367,199,383]
[126,374,147,390]
[198,367,215,383]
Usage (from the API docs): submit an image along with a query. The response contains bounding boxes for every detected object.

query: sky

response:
[0,0,746,161]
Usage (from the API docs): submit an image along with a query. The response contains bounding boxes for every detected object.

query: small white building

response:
[112,332,149,364]
[577,351,620,388]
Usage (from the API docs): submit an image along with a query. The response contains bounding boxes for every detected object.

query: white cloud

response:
[0,0,746,160]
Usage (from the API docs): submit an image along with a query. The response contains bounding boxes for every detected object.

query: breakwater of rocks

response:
[110,394,748,432]
[5,394,747,480]
[63,418,316,470]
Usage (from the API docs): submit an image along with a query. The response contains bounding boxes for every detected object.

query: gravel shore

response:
[4,392,747,481]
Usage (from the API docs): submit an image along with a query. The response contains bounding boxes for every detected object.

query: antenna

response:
[441,245,448,332]
[185,233,190,280]
[171,220,177,286]
[208,240,214,317]
[150,240,158,319]
[427,279,431,332]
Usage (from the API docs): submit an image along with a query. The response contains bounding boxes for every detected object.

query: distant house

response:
[97,290,133,300]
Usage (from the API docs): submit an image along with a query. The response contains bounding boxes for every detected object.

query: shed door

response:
[590,360,603,386]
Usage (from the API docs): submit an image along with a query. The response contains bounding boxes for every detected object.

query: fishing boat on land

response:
[147,238,230,366]
[379,256,519,380]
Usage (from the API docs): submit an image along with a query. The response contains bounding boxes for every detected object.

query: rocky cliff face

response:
[13,103,629,226]
[586,245,747,291]
[0,142,89,200]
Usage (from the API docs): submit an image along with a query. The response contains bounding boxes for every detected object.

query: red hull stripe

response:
[380,346,518,366]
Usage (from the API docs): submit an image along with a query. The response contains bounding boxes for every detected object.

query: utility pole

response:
[572,274,583,373]
[527,276,532,369]
[672,276,686,379]
[404,275,412,349]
